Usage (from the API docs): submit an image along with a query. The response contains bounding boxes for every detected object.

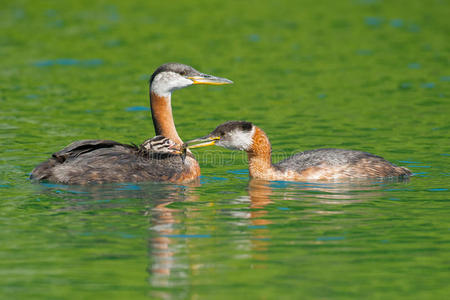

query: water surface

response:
[0,0,449,299]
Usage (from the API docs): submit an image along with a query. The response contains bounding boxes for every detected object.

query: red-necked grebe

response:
[187,121,412,181]
[30,63,233,184]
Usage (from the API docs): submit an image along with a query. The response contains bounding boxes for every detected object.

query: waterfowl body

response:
[30,63,233,184]
[31,136,189,184]
[187,121,412,181]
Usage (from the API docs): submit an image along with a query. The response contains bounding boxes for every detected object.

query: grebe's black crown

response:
[211,121,254,137]
[149,63,201,84]
[185,121,254,151]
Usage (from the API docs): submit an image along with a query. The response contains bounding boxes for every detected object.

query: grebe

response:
[186,121,412,181]
[30,63,232,184]
[138,135,182,156]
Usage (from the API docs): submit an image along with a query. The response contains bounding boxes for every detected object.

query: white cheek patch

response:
[151,72,193,97]
[219,127,255,151]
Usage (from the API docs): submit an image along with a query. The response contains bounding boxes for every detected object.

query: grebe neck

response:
[150,91,182,145]
[247,127,278,179]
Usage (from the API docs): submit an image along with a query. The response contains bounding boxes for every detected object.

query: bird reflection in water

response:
[37,175,409,297]
[145,177,412,289]
[147,201,177,287]
[146,185,199,298]
[247,179,273,264]
[239,177,411,263]
[36,181,193,298]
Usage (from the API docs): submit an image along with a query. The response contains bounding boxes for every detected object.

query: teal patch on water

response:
[422,82,435,89]
[248,34,261,42]
[120,233,136,239]
[105,39,122,47]
[200,176,229,184]
[211,177,228,181]
[408,24,420,32]
[365,16,382,27]
[413,172,428,176]
[40,182,68,189]
[408,63,421,69]
[390,19,403,28]
[116,184,141,191]
[34,58,103,67]
[162,234,211,238]
[356,0,379,4]
[48,20,64,28]
[227,169,249,175]
[45,9,57,17]
[408,165,431,168]
[399,82,413,89]
[13,8,25,19]
[317,236,345,241]
[277,207,290,211]
[356,49,373,55]
[126,106,150,111]
[248,225,268,229]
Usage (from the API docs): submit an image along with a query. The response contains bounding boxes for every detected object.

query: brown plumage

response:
[30,63,232,184]
[187,121,412,181]
[30,137,198,185]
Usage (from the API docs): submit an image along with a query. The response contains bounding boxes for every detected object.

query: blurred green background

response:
[0,0,449,299]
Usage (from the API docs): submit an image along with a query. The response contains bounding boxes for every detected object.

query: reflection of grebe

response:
[188,121,412,181]
[30,63,232,184]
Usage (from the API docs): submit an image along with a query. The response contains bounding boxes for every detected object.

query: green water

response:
[1,0,449,299]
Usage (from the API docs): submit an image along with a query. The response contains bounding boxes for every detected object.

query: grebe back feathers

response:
[30,63,233,184]
[187,121,412,181]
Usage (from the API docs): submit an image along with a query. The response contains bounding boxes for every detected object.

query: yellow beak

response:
[187,74,233,85]
[185,136,220,149]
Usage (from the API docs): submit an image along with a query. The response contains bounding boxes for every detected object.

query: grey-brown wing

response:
[30,140,135,182]
[275,148,384,172]
[52,139,133,162]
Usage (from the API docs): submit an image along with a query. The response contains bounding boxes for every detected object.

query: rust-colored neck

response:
[247,127,278,179]
[150,91,182,145]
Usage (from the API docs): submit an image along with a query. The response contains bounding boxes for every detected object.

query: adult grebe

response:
[186,121,412,181]
[30,63,233,184]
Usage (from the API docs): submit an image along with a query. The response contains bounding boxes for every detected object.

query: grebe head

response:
[187,121,255,151]
[150,63,233,97]
[140,135,182,154]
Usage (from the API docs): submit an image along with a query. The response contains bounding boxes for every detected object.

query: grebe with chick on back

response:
[186,121,412,181]
[30,63,233,184]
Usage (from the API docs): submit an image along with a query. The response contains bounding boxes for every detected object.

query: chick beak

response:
[168,143,182,155]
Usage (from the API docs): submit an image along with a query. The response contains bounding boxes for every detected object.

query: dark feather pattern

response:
[275,148,412,178]
[31,139,193,185]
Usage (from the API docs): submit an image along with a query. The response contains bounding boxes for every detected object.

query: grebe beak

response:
[168,143,183,154]
[185,135,220,149]
[187,73,233,85]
